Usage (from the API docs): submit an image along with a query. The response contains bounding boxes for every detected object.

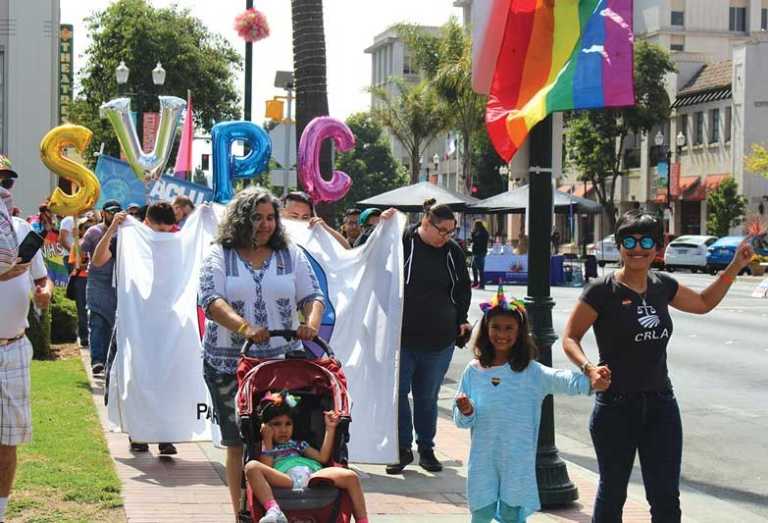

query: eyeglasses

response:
[430,220,456,238]
[621,235,656,250]
[0,178,15,190]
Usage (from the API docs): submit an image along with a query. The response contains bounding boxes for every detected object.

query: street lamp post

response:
[654,130,686,232]
[432,153,440,183]
[115,60,166,148]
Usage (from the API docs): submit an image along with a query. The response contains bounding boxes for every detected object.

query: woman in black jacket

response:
[386,199,472,475]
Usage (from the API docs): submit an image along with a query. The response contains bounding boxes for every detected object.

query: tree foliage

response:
[566,41,676,230]
[69,0,241,163]
[334,113,408,221]
[706,177,747,236]
[397,19,485,192]
[471,128,506,199]
[370,79,446,184]
[745,143,768,176]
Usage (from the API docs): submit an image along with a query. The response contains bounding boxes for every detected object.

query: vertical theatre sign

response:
[59,24,74,123]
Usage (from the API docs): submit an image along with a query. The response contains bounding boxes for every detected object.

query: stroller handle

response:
[240,329,334,357]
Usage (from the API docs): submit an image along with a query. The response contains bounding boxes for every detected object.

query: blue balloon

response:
[211,121,272,203]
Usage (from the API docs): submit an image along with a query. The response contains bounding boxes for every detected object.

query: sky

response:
[61,0,464,121]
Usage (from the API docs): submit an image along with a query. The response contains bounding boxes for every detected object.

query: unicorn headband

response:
[478,284,526,316]
[260,390,300,409]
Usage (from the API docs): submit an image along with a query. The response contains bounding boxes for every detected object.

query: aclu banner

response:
[96,155,147,209]
[147,175,213,206]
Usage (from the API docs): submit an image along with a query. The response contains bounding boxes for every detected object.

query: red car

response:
[652,234,677,269]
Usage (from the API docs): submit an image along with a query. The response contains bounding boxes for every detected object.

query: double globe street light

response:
[115,60,167,146]
[654,130,686,229]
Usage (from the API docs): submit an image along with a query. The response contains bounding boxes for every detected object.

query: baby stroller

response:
[236,330,354,523]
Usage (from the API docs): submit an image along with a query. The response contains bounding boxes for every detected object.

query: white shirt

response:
[58,215,74,255]
[0,218,48,338]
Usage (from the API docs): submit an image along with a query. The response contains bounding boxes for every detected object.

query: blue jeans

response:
[71,277,89,345]
[398,344,454,451]
[88,310,114,366]
[590,391,682,523]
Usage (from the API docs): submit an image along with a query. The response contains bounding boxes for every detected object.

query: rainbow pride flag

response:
[481,0,634,161]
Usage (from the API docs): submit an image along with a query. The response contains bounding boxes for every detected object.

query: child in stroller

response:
[244,390,368,523]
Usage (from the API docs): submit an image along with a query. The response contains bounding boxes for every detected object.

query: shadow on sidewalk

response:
[114,454,227,487]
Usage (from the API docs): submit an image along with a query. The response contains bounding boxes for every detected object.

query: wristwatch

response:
[579,361,594,375]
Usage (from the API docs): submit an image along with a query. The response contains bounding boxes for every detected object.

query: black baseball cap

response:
[102,200,122,213]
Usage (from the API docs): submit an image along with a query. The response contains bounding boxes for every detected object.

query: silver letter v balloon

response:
[100,96,186,180]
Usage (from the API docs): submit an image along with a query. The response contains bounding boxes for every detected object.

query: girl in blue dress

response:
[454,289,611,522]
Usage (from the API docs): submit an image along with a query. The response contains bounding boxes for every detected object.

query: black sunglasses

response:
[0,178,15,190]
[621,235,656,250]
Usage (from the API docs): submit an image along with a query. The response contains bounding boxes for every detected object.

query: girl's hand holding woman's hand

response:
[455,393,473,416]
[589,365,612,391]
[323,410,340,428]
[296,324,317,341]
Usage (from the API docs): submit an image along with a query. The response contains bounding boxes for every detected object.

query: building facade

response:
[0,0,60,215]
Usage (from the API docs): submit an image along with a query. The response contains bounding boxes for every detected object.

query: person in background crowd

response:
[0,157,18,275]
[0,157,53,523]
[353,208,382,248]
[32,202,57,239]
[97,201,178,455]
[68,216,96,349]
[81,200,122,377]
[471,220,489,289]
[198,188,325,515]
[387,198,472,475]
[341,208,362,246]
[551,229,561,255]
[126,203,142,219]
[563,210,753,522]
[281,191,350,249]
[171,195,195,228]
[58,214,76,274]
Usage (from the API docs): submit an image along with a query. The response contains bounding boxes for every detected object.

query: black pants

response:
[472,254,486,286]
[590,391,682,523]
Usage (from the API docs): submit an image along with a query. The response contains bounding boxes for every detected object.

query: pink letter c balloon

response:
[298,116,354,203]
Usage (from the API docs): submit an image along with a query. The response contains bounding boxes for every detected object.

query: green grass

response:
[9,357,124,522]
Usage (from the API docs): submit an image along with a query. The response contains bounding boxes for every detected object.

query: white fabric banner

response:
[109,205,402,464]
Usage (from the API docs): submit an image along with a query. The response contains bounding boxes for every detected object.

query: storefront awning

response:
[558,183,592,198]
[654,174,730,203]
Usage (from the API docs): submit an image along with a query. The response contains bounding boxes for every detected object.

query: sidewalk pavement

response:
[84,351,760,522]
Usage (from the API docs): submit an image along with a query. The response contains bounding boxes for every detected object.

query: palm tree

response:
[370,79,446,184]
[397,20,485,192]
[290,0,332,193]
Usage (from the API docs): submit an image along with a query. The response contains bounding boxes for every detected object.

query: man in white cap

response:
[0,154,53,523]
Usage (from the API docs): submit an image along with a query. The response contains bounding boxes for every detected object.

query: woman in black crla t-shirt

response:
[562,210,752,523]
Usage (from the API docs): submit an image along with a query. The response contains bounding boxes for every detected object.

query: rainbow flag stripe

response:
[485,0,634,161]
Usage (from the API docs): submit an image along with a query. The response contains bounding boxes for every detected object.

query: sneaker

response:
[129,438,149,452]
[91,363,105,376]
[158,443,177,455]
[418,448,443,472]
[385,447,414,474]
[259,507,288,523]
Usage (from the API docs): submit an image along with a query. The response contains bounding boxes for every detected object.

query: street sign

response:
[656,161,669,188]
[270,168,296,190]
[268,122,296,168]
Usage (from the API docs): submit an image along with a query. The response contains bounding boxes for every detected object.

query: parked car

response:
[652,234,677,269]
[706,236,749,275]
[664,235,718,272]
[589,235,619,266]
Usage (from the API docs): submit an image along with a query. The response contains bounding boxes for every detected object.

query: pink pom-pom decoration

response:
[234,8,270,43]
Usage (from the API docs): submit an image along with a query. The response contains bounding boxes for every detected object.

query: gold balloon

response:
[40,125,100,216]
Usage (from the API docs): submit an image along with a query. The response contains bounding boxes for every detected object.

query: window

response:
[725,106,732,142]
[671,11,685,26]
[729,7,747,31]
[670,43,685,51]
[679,114,688,144]
[694,112,704,145]
[201,153,210,171]
[403,50,415,75]
[762,8,767,30]
[710,108,720,144]
[0,50,4,152]
[670,35,685,52]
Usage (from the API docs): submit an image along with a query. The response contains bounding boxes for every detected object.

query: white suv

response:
[589,235,619,267]
[663,235,717,272]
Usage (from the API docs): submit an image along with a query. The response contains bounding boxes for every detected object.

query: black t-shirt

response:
[580,272,679,393]
[402,232,458,350]
[471,229,489,256]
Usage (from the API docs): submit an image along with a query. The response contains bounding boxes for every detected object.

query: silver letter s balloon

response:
[100,96,186,181]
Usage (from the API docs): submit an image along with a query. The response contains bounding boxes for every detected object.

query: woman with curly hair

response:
[197,188,325,515]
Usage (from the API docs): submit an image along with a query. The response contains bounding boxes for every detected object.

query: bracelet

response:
[720,273,735,285]
[579,361,593,375]
[236,322,249,335]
